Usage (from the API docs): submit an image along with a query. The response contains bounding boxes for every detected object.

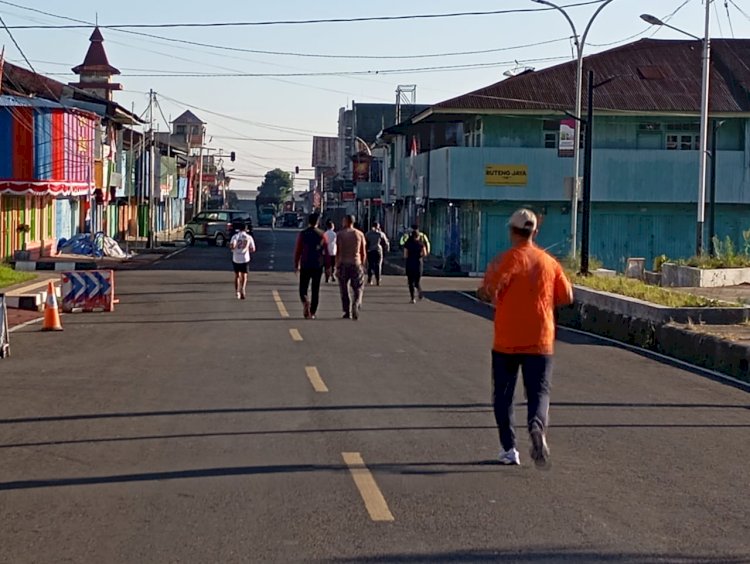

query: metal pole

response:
[197,127,205,215]
[570,49,583,258]
[696,0,712,255]
[532,0,616,259]
[147,89,155,249]
[709,119,718,256]
[580,70,594,276]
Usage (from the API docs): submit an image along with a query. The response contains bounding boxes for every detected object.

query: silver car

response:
[183,210,253,247]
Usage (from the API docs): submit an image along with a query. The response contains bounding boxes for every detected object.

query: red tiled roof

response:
[428,39,750,116]
[72,27,120,75]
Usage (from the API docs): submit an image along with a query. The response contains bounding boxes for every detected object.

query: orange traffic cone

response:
[41,281,62,332]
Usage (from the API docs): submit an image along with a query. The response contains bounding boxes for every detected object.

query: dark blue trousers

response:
[492,351,553,452]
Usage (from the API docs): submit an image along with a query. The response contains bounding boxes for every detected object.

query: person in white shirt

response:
[229,221,256,299]
[323,219,337,283]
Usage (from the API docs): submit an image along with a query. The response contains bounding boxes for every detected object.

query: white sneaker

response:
[236,291,241,300]
[529,427,550,468]
[498,448,520,465]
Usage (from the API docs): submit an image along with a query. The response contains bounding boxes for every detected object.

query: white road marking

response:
[8,317,44,333]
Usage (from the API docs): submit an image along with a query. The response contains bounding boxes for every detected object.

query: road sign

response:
[61,270,115,313]
[0,294,9,358]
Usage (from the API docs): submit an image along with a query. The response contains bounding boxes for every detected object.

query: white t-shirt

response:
[325,229,337,256]
[230,232,256,264]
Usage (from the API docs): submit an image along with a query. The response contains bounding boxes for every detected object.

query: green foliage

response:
[653,254,669,272]
[684,235,750,269]
[560,254,603,273]
[570,273,729,308]
[257,168,293,206]
[0,265,35,289]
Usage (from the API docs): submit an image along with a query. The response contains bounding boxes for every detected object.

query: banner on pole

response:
[559,119,576,158]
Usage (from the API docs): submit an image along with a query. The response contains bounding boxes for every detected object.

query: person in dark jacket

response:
[403,227,428,303]
[294,213,326,319]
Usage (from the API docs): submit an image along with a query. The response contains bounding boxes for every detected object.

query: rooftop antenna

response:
[503,60,535,78]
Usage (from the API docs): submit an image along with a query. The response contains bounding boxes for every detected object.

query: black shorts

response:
[233,261,250,274]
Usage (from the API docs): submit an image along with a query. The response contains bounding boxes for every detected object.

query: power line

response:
[0,1,608,29]
[589,0,693,46]
[0,12,35,72]
[728,0,750,22]
[724,1,736,37]
[40,57,567,79]
[212,136,311,143]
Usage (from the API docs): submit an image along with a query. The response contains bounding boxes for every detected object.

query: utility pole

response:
[695,0,712,255]
[147,89,156,249]
[197,126,205,215]
[580,70,595,276]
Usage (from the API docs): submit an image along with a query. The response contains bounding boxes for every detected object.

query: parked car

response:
[184,210,253,247]
[282,212,302,228]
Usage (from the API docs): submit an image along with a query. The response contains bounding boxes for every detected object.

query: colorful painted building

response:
[0,95,96,259]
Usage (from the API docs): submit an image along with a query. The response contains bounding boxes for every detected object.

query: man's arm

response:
[247,236,256,254]
[381,233,390,253]
[358,233,366,265]
[554,263,574,307]
[293,233,303,271]
[478,253,512,304]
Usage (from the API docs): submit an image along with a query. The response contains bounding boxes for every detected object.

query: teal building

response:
[381,39,750,272]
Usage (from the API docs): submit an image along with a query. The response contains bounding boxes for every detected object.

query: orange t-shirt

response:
[481,242,573,355]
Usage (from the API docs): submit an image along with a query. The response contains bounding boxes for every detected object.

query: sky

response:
[1,0,749,191]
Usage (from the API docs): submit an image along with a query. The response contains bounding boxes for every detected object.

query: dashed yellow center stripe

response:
[272,290,289,318]
[342,452,395,522]
[304,366,328,393]
[289,328,303,342]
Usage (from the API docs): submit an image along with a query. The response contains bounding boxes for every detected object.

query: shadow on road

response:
[425,291,750,391]
[0,460,509,491]
[1,401,746,427]
[323,549,750,563]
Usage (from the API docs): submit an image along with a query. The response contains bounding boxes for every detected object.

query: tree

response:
[257,168,293,206]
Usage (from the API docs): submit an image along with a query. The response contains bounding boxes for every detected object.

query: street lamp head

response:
[640,14,665,26]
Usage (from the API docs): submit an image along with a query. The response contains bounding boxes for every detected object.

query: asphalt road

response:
[1,227,748,563]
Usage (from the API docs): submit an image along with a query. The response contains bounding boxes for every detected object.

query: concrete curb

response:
[14,260,97,272]
[459,291,750,387]
[574,286,750,325]
[3,282,61,311]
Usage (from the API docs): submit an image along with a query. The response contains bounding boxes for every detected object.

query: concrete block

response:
[593,268,617,277]
[573,285,750,325]
[662,263,750,288]
[643,271,662,286]
[625,258,646,279]
[14,261,36,272]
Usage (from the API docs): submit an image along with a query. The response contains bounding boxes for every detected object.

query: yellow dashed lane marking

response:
[289,329,303,342]
[342,452,395,522]
[304,366,328,393]
[272,290,289,318]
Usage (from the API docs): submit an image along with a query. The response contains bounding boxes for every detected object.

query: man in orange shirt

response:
[479,209,573,467]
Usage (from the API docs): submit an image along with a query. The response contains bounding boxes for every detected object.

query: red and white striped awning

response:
[0,181,91,197]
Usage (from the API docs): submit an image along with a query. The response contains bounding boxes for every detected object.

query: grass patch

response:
[0,265,36,289]
[569,273,731,308]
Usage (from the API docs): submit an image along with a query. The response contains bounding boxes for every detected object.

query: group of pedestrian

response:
[229,205,572,469]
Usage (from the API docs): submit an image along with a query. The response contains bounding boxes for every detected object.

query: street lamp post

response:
[641,1,712,255]
[532,0,616,259]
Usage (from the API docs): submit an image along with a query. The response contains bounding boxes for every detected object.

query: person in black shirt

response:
[403,227,428,303]
[294,213,326,319]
